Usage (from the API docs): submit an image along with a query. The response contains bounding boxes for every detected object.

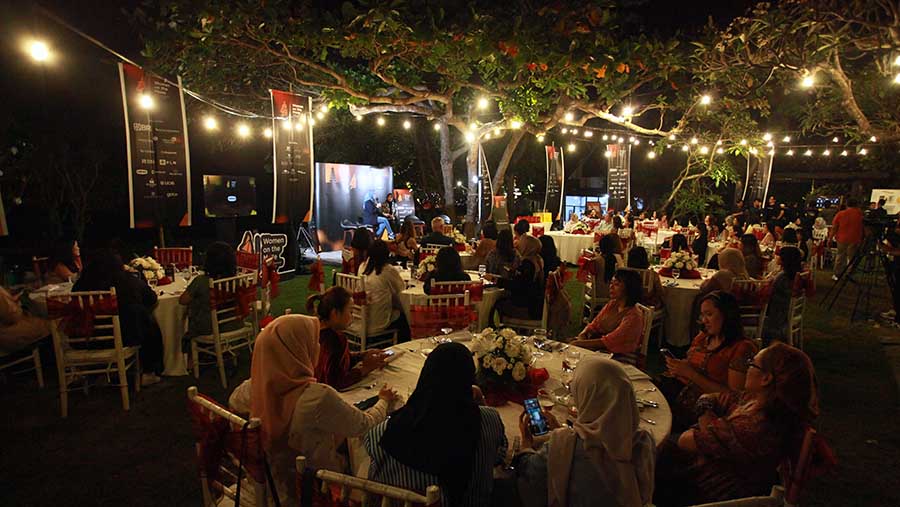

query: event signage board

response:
[478,144,494,225]
[393,189,415,222]
[270,90,314,225]
[544,145,566,221]
[606,143,631,212]
[742,153,774,205]
[117,62,192,229]
[314,163,393,251]
[237,230,291,274]
[492,195,510,229]
[870,189,900,215]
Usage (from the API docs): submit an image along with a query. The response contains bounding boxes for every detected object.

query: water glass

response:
[671,268,681,280]
[564,349,582,370]
[478,264,487,280]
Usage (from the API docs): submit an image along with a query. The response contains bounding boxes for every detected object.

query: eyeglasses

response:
[746,358,765,372]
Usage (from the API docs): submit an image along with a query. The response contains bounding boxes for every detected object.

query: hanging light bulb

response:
[766,141,774,148]
[633,139,641,145]
[295,121,305,131]
[236,123,251,138]
[464,131,475,143]
[320,104,329,114]
[377,117,386,126]
[403,120,411,130]
[801,73,815,88]
[468,122,478,131]
[647,151,657,159]
[604,150,613,158]
[690,137,698,145]
[716,147,725,154]
[263,128,273,138]
[840,150,848,156]
[571,129,579,135]
[315,111,325,120]
[629,136,636,143]
[484,133,492,140]
[584,130,593,138]
[283,120,293,130]
[786,149,794,156]
[859,148,868,155]
[804,149,813,156]
[510,119,523,129]
[681,145,689,152]
[617,137,624,144]
[477,97,489,110]
[716,140,723,146]
[832,136,839,143]
[561,128,569,134]
[354,115,363,122]
[308,118,316,126]
[602,134,609,141]
[768,149,775,156]
[564,112,574,122]
[700,95,712,105]
[433,123,441,131]
[622,105,634,117]
[740,139,748,146]
[763,133,772,141]
[567,143,576,152]
[822,149,831,156]
[749,147,758,155]
[700,146,709,154]
[783,135,791,143]
[537,134,545,142]
[668,134,676,141]
[870,135,877,142]
[494,127,501,136]
[25,39,51,62]
[203,116,218,131]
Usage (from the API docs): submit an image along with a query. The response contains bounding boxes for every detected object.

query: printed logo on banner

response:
[238,231,290,273]
[270,90,314,225]
[606,143,631,212]
[544,145,565,221]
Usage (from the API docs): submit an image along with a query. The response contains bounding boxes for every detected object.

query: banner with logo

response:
[117,62,192,229]
[237,230,292,274]
[742,153,774,204]
[393,189,415,223]
[478,145,494,225]
[270,90,314,224]
[544,145,566,221]
[492,195,510,229]
[606,143,631,212]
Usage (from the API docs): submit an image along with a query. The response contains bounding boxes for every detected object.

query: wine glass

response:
[671,268,681,281]
[565,349,582,371]
[433,327,453,345]
[478,264,487,280]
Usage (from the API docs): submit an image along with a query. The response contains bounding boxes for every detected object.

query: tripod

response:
[823,232,892,321]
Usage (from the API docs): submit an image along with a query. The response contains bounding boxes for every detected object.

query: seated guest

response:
[0,285,49,354]
[309,286,386,390]
[670,233,690,254]
[598,234,624,279]
[485,229,518,277]
[660,291,758,431]
[654,343,817,506]
[693,223,709,267]
[571,269,645,362]
[473,221,498,266]
[179,242,243,354]
[393,219,419,263]
[491,235,545,321]
[230,314,399,505]
[762,246,804,345]
[760,221,778,249]
[419,217,454,247]
[566,212,581,229]
[515,357,655,507]
[366,342,507,507]
[780,227,799,247]
[539,235,562,280]
[363,192,394,240]
[358,240,410,342]
[514,218,532,241]
[740,234,765,279]
[627,247,664,309]
[659,213,669,229]
[46,240,82,284]
[345,227,373,274]
[74,249,164,386]
[700,248,749,295]
[424,247,470,294]
[795,228,810,263]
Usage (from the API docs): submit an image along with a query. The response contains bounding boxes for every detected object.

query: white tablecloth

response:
[339,337,672,477]
[653,267,714,347]
[544,231,595,265]
[398,270,501,331]
[704,243,722,267]
[637,230,677,255]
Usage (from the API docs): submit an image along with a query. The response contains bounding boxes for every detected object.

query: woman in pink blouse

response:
[571,269,645,364]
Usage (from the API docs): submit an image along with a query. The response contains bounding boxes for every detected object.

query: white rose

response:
[157,269,165,279]
[499,328,517,339]
[482,356,493,369]
[512,362,527,382]
[521,348,533,364]
[491,338,503,352]
[482,327,494,335]
[505,341,521,359]
[491,357,508,376]
[675,261,684,269]
[144,270,155,280]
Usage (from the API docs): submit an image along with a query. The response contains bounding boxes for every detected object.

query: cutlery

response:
[637,398,659,408]
[641,417,657,425]
[635,387,657,393]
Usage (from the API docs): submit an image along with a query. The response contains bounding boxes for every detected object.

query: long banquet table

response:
[338,336,672,478]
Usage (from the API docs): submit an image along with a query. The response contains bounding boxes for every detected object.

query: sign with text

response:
[544,145,566,221]
[237,230,291,274]
[117,62,192,229]
[492,194,510,229]
[606,143,631,212]
[742,153,774,204]
[393,189,415,222]
[478,145,494,225]
[271,90,314,224]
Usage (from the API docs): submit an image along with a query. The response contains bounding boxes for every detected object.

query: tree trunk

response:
[438,121,456,220]
[492,129,526,189]
[465,142,480,236]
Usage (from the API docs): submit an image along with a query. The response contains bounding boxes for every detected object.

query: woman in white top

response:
[357,239,410,341]
[228,314,399,504]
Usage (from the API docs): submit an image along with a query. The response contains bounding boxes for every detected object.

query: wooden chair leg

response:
[32,348,45,389]
[191,341,200,379]
[214,340,228,390]
[134,354,142,393]
[116,355,130,411]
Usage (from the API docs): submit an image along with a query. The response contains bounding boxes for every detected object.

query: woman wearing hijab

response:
[229,314,399,504]
[515,356,655,507]
[489,234,546,321]
[365,342,507,507]
[655,343,818,505]
[700,247,749,295]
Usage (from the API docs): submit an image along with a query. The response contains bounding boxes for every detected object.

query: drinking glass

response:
[478,264,487,280]
[565,349,582,370]
[671,268,681,281]
[530,328,548,359]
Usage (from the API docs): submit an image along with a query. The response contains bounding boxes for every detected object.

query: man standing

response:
[748,198,763,225]
[830,197,864,280]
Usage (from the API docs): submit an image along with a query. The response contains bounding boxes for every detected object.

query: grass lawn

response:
[0,267,897,506]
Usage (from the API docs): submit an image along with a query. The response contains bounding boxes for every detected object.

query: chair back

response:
[209,273,259,337]
[187,387,270,507]
[731,279,771,343]
[635,303,654,366]
[788,295,806,349]
[46,289,122,352]
[236,250,261,274]
[32,256,50,284]
[336,273,379,347]
[781,427,818,506]
[421,244,444,255]
[413,223,426,238]
[430,279,483,302]
[153,246,193,269]
[296,456,439,507]
[409,291,473,339]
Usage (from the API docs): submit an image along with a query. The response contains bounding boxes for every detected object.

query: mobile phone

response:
[524,398,550,436]
[660,348,676,359]
[354,395,379,410]
[383,349,395,357]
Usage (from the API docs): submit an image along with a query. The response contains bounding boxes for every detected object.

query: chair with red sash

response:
[625,268,667,348]
[409,291,473,339]
[335,273,398,350]
[47,288,139,418]
[418,244,443,263]
[236,250,279,323]
[190,272,259,389]
[187,386,275,507]
[153,246,193,270]
[779,426,837,507]
[295,456,440,507]
[731,278,772,345]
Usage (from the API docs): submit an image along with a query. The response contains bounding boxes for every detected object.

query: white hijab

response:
[547,357,655,507]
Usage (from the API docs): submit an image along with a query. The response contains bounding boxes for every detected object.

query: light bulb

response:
[859,148,868,155]
[571,129,579,135]
[740,139,748,146]
[27,40,51,62]
[766,141,774,148]
[716,140,723,145]
[510,119,523,129]
[263,128,273,138]
[456,180,462,187]
[717,147,725,154]
[564,112,574,122]
[823,149,831,156]
[308,118,316,126]
[647,151,656,159]
[763,133,772,141]
[494,128,501,136]
[700,95,711,105]
[840,150,848,156]
[294,121,305,131]
[484,133,491,140]
[584,130,593,138]
[787,149,794,156]
[602,134,609,140]
[477,97,489,110]
[203,116,218,131]
[138,94,155,110]
[668,134,676,141]
[320,104,329,114]
[622,106,634,117]
[604,150,612,158]
[895,55,900,66]
[629,137,636,143]
[634,139,640,145]
[681,145,689,152]
[354,115,363,121]
[870,136,877,142]
[894,73,900,84]
[700,146,709,154]
[377,117,386,126]
[561,128,569,134]
[403,120,411,130]
[750,147,758,155]
[315,111,325,120]
[783,136,791,143]
[801,74,815,88]
[283,120,293,130]
[804,149,813,156]
[537,135,545,142]
[567,143,576,152]
[465,131,475,143]
[832,136,839,143]
[469,122,478,131]
[236,124,250,138]
[690,137,698,145]
[433,123,441,131]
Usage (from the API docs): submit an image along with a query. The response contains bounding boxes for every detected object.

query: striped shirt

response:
[364,406,508,507]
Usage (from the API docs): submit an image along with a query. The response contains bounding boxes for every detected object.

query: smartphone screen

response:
[524,398,550,436]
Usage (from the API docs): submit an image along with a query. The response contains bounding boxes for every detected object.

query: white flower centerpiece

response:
[661,250,700,278]
[126,256,166,283]
[449,229,471,252]
[417,254,437,281]
[471,327,533,393]
[565,221,590,234]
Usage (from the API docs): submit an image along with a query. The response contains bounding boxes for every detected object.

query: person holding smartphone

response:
[514,356,655,507]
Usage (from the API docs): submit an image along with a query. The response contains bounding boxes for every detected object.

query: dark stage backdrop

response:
[314,163,393,252]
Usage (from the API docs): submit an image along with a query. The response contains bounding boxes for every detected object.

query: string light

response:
[700,95,712,105]
[537,134,545,142]
[308,118,316,126]
[749,147,758,155]
[629,136,636,143]
[870,135,877,142]
[203,116,218,131]
[832,136,839,143]
[510,119,523,129]
[647,151,656,159]
[787,149,794,156]
[822,149,831,156]
[690,137,699,144]
[464,131,475,143]
[633,139,640,145]
[859,148,868,155]
[716,147,725,154]
[617,137,624,143]
[740,139,748,146]
[354,115,363,121]
[25,39,51,62]
[294,121,305,131]
[763,133,772,141]
[801,73,815,88]
[567,143,576,152]
[283,120,293,130]
[138,93,154,110]
[456,180,462,187]
[804,149,813,156]
[716,140,723,145]
[571,129,579,135]
[433,123,441,131]
[376,117,386,126]
[604,150,613,158]
[622,105,634,117]
[468,122,478,131]
[263,128,272,138]
[564,112,574,122]
[668,134,676,141]
[236,123,251,138]
[319,104,329,114]
[584,131,593,138]
[602,134,609,141]
[783,136,791,143]
[403,120,411,130]
[494,127,501,136]
[484,133,491,140]
[766,141,774,148]
[315,111,325,120]
[477,97,489,110]
[699,146,709,154]
[840,150,848,156]
[561,128,569,134]
[681,145,689,152]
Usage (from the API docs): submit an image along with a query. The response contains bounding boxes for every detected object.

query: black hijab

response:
[380,342,481,504]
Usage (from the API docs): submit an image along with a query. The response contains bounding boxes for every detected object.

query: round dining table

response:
[652,266,715,347]
[544,230,596,265]
[28,275,192,376]
[338,336,672,478]
[398,269,501,331]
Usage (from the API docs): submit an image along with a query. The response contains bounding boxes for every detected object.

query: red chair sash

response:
[409,304,474,339]
[210,284,257,318]
[430,282,483,302]
[532,226,545,237]
[351,291,367,306]
[576,254,597,282]
[187,393,266,486]
[47,295,118,338]
[659,248,672,260]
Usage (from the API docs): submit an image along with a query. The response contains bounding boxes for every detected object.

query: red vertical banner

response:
[270,90,314,224]
[544,145,565,220]
[117,62,192,229]
[606,143,631,212]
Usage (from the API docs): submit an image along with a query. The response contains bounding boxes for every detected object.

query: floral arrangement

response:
[472,327,533,384]
[126,257,165,283]
[663,250,698,271]
[450,228,468,245]
[417,254,437,280]
[565,221,590,234]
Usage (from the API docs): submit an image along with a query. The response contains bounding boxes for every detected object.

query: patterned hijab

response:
[516,234,545,280]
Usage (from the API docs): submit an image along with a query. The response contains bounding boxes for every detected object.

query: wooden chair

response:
[236,250,271,318]
[187,387,272,507]
[685,486,785,507]
[409,291,473,339]
[47,289,140,418]
[787,295,806,349]
[0,344,44,388]
[191,273,259,389]
[335,273,399,350]
[296,456,440,507]
[581,253,609,325]
[412,223,426,238]
[625,268,667,347]
[634,303,655,369]
[419,244,444,260]
[153,246,193,269]
[731,279,771,345]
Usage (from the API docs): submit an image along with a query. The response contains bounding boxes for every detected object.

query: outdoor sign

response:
[870,189,900,215]
[742,152,774,205]
[606,143,631,212]
[544,145,566,221]
[270,90,314,224]
[117,62,192,229]
[237,230,291,274]
[478,144,494,225]
[492,194,510,229]
[393,189,415,222]
[314,163,393,251]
